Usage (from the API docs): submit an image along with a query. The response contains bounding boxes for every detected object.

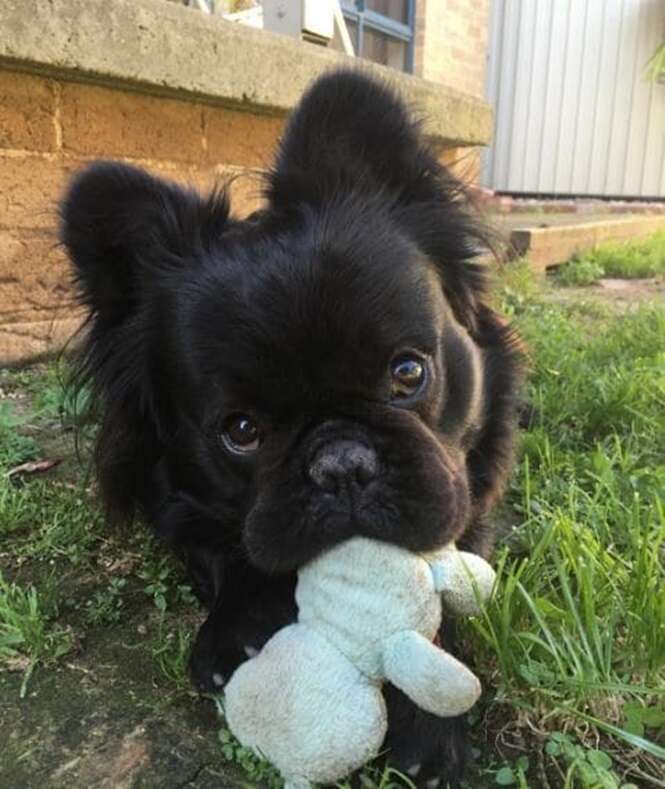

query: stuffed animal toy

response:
[223,537,496,788]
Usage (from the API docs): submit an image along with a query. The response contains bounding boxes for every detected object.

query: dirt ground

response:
[548,275,665,307]
[1,623,237,788]
[491,212,632,233]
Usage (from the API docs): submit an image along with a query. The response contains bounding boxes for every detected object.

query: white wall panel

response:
[482,0,665,198]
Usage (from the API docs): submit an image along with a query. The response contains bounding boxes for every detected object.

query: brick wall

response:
[0,69,277,363]
[0,0,493,365]
[414,0,490,100]
[414,0,490,183]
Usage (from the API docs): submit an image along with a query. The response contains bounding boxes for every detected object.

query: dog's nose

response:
[308,440,377,492]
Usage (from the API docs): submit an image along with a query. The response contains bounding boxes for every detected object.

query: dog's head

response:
[62,70,521,573]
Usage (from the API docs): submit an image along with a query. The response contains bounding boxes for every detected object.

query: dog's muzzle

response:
[308,440,377,493]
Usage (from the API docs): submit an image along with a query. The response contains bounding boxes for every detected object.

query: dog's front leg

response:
[148,486,298,693]
[185,547,298,694]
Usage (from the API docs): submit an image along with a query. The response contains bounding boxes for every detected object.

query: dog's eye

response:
[390,355,426,400]
[222,414,261,454]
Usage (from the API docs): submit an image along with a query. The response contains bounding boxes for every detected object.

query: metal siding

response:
[623,0,652,194]
[482,0,665,198]
[639,2,665,195]
[557,0,589,192]
[523,0,552,190]
[481,0,504,185]
[661,113,665,195]
[605,0,641,194]
[588,0,623,195]
[495,0,521,186]
[537,0,570,192]
[509,0,538,190]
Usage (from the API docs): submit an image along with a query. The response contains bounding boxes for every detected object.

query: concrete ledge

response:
[510,215,665,271]
[0,0,492,148]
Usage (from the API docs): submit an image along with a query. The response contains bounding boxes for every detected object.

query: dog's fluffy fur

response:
[61,70,522,786]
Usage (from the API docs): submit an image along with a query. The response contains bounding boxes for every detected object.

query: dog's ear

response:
[267,69,492,331]
[268,69,430,205]
[61,161,230,324]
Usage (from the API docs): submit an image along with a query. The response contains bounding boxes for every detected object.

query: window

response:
[341,1,415,73]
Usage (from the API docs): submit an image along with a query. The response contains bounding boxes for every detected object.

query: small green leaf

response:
[550,731,571,744]
[587,749,612,770]
[495,766,516,785]
[623,710,644,736]
[577,761,599,784]
[641,707,665,727]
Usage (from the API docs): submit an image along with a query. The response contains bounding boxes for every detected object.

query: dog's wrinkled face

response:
[169,201,484,572]
[61,70,520,576]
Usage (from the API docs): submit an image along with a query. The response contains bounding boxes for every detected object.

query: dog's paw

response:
[189,643,247,694]
[383,684,469,789]
[188,618,250,694]
[397,761,463,789]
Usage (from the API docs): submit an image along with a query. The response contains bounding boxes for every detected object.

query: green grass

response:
[0,476,103,562]
[462,261,665,786]
[33,359,91,425]
[151,618,193,691]
[0,572,74,697]
[0,401,39,468]
[556,230,665,285]
[556,258,606,287]
[84,577,127,626]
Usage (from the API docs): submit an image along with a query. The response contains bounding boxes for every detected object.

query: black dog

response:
[61,70,522,787]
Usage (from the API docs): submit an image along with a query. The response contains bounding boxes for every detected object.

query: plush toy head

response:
[224,537,495,787]
[296,536,445,678]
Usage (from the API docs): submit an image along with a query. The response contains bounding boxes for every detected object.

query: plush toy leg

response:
[224,624,387,786]
[382,630,481,717]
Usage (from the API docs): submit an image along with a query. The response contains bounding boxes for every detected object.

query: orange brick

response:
[203,106,284,169]
[0,71,57,152]
[136,160,266,217]
[0,150,266,235]
[60,82,205,163]
[415,0,489,98]
[0,229,75,323]
[0,316,84,366]
[0,154,85,230]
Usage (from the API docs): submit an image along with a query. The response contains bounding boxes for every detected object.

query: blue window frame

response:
[341,1,415,74]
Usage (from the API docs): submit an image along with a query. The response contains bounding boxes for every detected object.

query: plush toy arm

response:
[284,779,312,789]
[429,550,496,616]
[381,630,481,717]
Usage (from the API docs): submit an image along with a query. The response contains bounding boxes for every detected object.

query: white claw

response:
[244,645,259,658]
[407,764,422,777]
[211,672,226,687]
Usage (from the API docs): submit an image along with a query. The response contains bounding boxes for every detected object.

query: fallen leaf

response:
[6,458,61,478]
[5,656,31,672]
